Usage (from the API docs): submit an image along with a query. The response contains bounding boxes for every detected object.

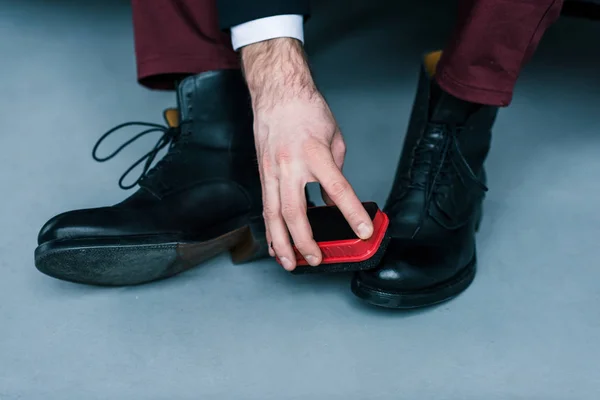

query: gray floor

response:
[1,0,599,399]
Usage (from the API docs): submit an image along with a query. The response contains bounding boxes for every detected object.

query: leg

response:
[352,0,563,308]
[436,0,564,106]
[131,0,239,90]
[35,1,269,285]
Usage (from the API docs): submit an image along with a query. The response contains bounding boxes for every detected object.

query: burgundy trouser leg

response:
[436,0,564,106]
[131,0,239,90]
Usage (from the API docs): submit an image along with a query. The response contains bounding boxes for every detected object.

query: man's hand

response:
[241,38,373,271]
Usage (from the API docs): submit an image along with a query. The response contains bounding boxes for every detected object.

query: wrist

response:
[241,38,316,102]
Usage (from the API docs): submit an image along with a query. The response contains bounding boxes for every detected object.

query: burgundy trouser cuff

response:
[434,0,563,106]
[137,55,239,90]
[131,0,239,90]
[435,69,513,107]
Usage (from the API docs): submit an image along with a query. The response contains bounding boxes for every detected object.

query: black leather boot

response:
[351,52,498,308]
[35,70,269,286]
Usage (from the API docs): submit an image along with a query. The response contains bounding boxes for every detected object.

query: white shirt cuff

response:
[230,14,304,51]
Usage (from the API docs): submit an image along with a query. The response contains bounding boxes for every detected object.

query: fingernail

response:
[357,223,372,239]
[280,257,294,270]
[305,255,319,266]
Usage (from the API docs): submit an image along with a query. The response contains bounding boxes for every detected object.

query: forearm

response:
[241,38,317,107]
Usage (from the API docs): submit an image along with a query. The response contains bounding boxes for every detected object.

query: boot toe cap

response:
[358,243,463,292]
[37,208,116,245]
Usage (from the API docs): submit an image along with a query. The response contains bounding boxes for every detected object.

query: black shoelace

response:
[92,121,183,190]
[408,124,487,238]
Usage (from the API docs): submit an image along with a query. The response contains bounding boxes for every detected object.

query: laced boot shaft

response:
[384,63,497,239]
[404,123,488,238]
[352,52,499,309]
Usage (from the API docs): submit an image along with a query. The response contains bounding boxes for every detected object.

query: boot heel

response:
[230,216,268,264]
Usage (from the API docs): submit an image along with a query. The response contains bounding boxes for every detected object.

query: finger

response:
[321,185,335,206]
[266,224,274,257]
[331,130,346,170]
[256,153,275,257]
[311,150,373,240]
[262,175,296,271]
[261,178,275,258]
[280,179,322,267]
[321,131,346,206]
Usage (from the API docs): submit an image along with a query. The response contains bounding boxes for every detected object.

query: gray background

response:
[1,0,599,399]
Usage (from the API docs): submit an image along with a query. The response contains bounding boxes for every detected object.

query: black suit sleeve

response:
[217,0,310,30]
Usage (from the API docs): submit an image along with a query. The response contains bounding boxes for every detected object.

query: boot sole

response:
[34,217,268,286]
[350,257,476,309]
